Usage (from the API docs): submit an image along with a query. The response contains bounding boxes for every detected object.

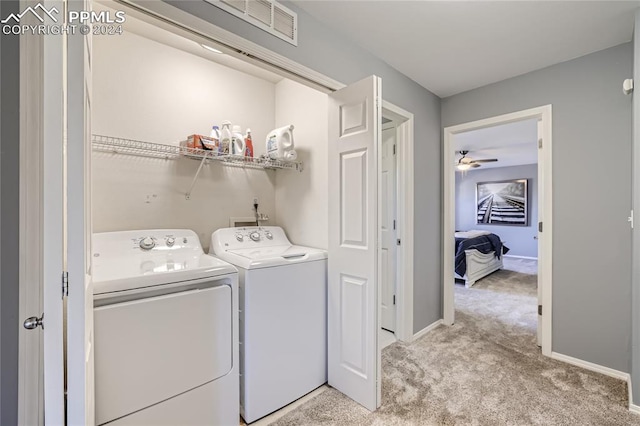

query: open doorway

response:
[443,106,553,356]
[452,119,539,347]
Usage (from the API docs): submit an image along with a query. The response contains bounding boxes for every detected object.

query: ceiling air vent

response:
[207,0,298,46]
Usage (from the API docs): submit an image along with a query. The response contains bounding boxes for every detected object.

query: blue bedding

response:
[454,233,509,277]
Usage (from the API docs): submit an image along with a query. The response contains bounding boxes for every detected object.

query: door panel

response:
[380,127,396,332]
[328,76,381,411]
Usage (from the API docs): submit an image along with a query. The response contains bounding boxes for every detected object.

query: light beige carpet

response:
[271,259,640,425]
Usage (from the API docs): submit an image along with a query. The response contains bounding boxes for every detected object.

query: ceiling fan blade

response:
[471,158,498,163]
[471,163,482,168]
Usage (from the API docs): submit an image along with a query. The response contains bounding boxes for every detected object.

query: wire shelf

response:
[91,134,303,172]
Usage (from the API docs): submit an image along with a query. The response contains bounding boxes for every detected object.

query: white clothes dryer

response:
[210,226,327,424]
[92,229,239,426]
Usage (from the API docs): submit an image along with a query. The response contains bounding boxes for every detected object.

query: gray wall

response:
[632,10,640,405]
[160,0,443,332]
[455,164,538,258]
[443,43,633,372]
[1,1,21,424]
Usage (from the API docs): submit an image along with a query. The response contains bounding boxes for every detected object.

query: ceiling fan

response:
[456,150,498,170]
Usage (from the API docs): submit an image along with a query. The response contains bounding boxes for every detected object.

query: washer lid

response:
[217,244,327,269]
[92,229,237,295]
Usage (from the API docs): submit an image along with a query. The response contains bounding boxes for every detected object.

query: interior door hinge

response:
[393,219,396,230]
[62,271,69,298]
[538,139,542,149]
[393,144,396,155]
[393,295,396,305]
[629,210,634,229]
[538,222,543,233]
[396,239,401,246]
[538,305,542,316]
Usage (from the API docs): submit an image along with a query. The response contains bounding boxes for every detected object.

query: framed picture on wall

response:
[476,179,528,225]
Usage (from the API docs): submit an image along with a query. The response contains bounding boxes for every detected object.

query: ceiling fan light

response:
[457,163,471,171]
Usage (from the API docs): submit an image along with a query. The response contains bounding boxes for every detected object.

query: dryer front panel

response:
[94,281,232,425]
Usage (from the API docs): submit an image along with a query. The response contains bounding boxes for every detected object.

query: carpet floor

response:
[271,258,639,425]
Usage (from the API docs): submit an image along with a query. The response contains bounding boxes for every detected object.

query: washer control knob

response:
[236,234,244,242]
[250,231,261,242]
[166,237,176,247]
[265,231,273,240]
[139,237,155,250]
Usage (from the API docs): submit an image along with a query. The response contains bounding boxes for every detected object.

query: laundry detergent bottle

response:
[231,125,246,156]
[266,125,295,159]
[219,121,232,155]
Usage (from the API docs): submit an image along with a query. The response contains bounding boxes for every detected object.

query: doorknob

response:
[23,314,44,330]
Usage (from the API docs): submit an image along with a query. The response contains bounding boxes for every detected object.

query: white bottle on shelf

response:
[231,125,246,156]
[266,125,295,159]
[219,121,232,155]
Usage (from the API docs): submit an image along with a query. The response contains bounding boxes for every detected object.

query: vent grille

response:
[206,0,297,46]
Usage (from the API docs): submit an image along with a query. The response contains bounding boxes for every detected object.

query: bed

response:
[454,230,509,287]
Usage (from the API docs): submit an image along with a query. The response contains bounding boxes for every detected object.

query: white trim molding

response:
[413,320,443,341]
[443,105,553,357]
[629,376,640,414]
[551,352,630,381]
[551,351,640,414]
[382,101,415,344]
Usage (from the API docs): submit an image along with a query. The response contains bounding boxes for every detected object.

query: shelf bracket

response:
[185,155,208,200]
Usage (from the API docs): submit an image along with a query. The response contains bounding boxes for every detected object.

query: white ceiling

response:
[292,1,639,97]
[453,118,538,170]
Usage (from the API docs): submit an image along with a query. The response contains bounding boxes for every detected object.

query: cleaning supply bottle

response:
[266,125,295,159]
[244,128,254,158]
[231,125,246,156]
[206,125,220,151]
[219,121,232,155]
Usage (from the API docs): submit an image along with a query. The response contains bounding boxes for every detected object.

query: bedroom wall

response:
[92,29,277,250]
[442,43,633,373]
[455,164,538,258]
[156,0,443,333]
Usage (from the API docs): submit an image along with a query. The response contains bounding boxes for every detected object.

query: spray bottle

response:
[244,129,254,158]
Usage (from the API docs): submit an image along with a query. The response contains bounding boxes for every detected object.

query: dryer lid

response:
[217,245,327,269]
[92,229,237,295]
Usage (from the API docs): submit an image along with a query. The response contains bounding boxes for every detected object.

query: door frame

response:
[442,105,553,356]
[381,102,414,343]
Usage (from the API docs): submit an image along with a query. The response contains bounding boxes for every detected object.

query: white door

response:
[328,75,382,411]
[66,0,95,423]
[380,126,397,332]
[536,120,542,347]
[41,3,67,422]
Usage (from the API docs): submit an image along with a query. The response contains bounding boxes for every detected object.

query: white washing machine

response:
[92,229,239,426]
[210,226,327,424]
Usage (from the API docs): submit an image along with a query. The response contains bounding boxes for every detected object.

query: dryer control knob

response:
[166,237,176,247]
[265,231,273,240]
[139,237,155,250]
[236,234,244,242]
[250,232,261,242]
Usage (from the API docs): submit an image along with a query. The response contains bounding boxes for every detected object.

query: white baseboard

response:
[503,254,538,260]
[413,319,443,341]
[550,352,629,381]
[629,376,640,415]
[551,351,640,414]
